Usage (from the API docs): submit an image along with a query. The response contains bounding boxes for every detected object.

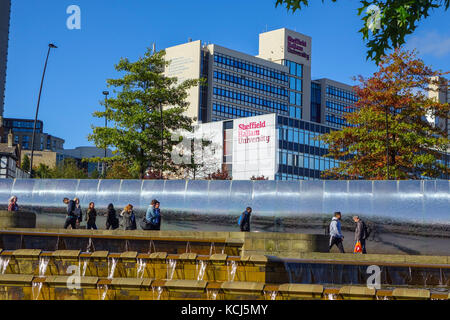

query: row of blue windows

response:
[326,113,350,127]
[283,60,303,78]
[326,100,356,114]
[279,127,327,149]
[277,115,332,134]
[212,103,263,119]
[5,120,42,129]
[214,54,287,82]
[289,92,302,106]
[326,86,358,103]
[289,106,302,119]
[279,152,338,172]
[213,71,288,98]
[213,86,288,112]
[290,77,303,92]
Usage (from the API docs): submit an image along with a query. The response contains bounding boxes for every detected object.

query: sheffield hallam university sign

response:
[287,36,310,61]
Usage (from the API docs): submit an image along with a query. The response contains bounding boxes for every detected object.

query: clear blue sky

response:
[4,0,450,149]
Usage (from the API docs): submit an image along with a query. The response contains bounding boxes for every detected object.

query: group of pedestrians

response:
[62,198,161,231]
[328,211,371,254]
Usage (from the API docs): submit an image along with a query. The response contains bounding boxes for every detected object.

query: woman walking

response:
[73,198,83,229]
[7,196,19,212]
[85,202,98,230]
[120,204,137,230]
[105,203,119,230]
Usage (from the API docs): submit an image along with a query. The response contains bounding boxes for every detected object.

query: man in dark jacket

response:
[63,198,77,229]
[353,216,368,254]
[239,207,252,232]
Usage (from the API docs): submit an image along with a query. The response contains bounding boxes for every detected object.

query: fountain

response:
[0,257,10,274]
[107,258,117,279]
[32,282,43,300]
[79,258,89,277]
[209,242,216,256]
[185,241,191,254]
[86,238,95,253]
[207,289,219,300]
[227,261,237,282]
[264,291,278,300]
[167,259,177,280]
[152,286,163,300]
[38,257,50,277]
[327,293,338,300]
[196,260,207,281]
[148,240,157,254]
[137,259,147,279]
[97,285,108,300]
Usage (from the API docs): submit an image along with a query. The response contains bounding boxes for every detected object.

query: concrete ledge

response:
[90,251,109,258]
[142,278,154,287]
[179,253,198,260]
[339,286,376,299]
[110,278,144,288]
[165,280,207,291]
[52,250,81,258]
[249,255,268,264]
[221,281,265,293]
[392,288,431,300]
[278,284,323,295]
[149,252,168,260]
[119,252,138,259]
[45,276,99,286]
[210,254,227,261]
[0,274,34,284]
[12,249,41,257]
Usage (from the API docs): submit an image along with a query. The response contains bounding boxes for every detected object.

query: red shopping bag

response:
[354,241,362,253]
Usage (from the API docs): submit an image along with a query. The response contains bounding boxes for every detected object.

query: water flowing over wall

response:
[0,179,448,225]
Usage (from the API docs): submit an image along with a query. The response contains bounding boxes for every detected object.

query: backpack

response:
[237,214,242,226]
[363,222,371,239]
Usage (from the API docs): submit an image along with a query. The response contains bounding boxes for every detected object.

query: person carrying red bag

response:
[353,216,369,254]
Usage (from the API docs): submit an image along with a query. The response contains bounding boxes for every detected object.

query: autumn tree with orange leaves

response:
[321,48,449,180]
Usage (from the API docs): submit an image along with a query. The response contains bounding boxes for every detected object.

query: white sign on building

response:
[232,114,278,180]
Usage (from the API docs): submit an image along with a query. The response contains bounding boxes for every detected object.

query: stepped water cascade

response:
[137,259,147,279]
[107,258,118,279]
[167,259,177,280]
[38,257,50,277]
[227,260,237,282]
[0,257,10,274]
[196,260,207,281]
[32,283,43,300]
[97,285,108,300]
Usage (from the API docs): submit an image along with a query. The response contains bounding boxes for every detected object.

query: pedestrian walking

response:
[63,197,77,229]
[141,199,161,230]
[120,204,137,230]
[105,203,119,230]
[239,207,252,232]
[7,196,19,212]
[86,202,98,230]
[353,216,369,254]
[329,211,345,253]
[73,198,83,228]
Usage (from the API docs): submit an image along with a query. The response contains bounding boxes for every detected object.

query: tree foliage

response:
[21,155,30,171]
[33,159,88,179]
[320,48,449,180]
[88,48,203,179]
[275,0,450,63]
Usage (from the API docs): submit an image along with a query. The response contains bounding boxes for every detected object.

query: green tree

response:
[105,161,135,180]
[51,158,88,179]
[90,169,100,179]
[320,48,449,180]
[21,155,30,171]
[275,0,450,63]
[34,163,53,179]
[88,48,203,179]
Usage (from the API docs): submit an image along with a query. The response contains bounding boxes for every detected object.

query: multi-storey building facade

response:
[2,118,65,151]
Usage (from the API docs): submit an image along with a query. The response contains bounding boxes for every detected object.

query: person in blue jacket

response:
[329,211,345,253]
[143,199,161,230]
[239,207,252,232]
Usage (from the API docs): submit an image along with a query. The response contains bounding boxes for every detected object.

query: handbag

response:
[354,241,362,253]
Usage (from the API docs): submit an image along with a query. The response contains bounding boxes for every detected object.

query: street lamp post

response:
[102,91,109,177]
[29,43,57,177]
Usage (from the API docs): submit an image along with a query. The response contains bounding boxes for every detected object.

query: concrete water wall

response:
[0,248,449,300]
